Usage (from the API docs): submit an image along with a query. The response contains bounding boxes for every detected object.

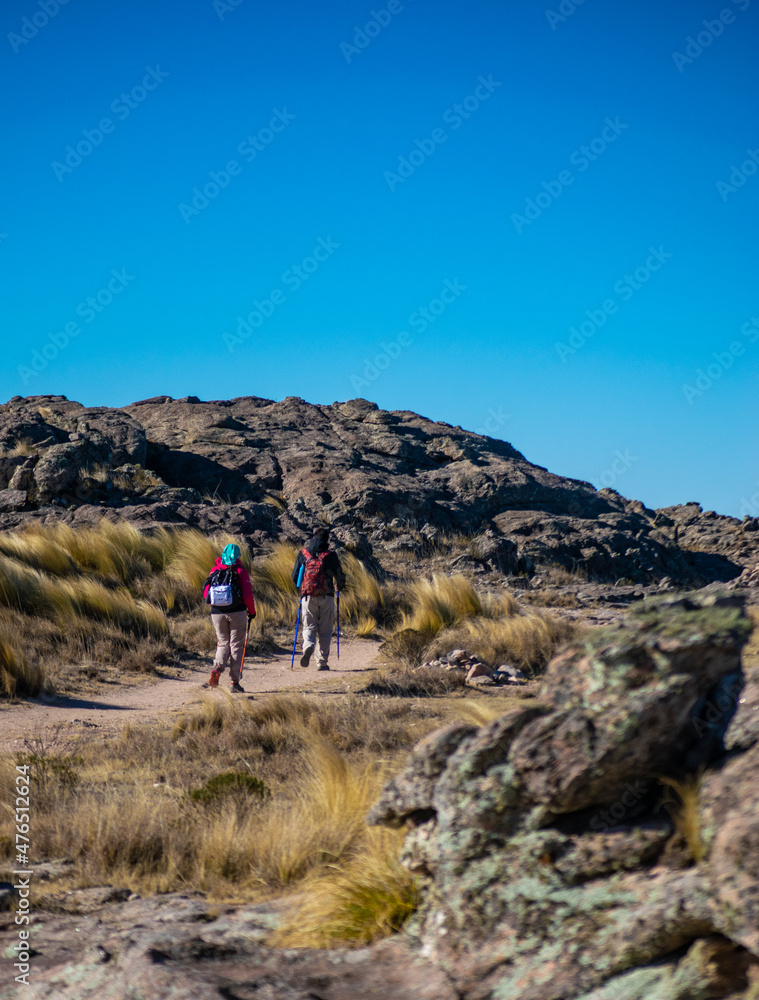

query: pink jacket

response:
[203,558,257,616]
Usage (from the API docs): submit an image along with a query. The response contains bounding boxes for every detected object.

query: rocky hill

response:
[0,393,756,585]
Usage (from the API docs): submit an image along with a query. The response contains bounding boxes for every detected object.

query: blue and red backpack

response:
[300,549,330,596]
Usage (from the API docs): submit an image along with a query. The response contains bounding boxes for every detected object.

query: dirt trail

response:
[0,639,382,754]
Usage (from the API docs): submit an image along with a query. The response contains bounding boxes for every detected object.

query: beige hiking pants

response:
[302,594,335,667]
[211,610,248,683]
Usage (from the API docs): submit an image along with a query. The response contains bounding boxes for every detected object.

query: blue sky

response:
[1,0,757,517]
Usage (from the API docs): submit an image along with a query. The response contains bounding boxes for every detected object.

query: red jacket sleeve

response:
[237,566,257,616]
[202,566,214,603]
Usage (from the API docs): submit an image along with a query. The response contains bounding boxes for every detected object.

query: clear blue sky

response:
[1,0,757,517]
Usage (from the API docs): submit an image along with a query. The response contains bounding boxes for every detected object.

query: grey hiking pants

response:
[211,610,248,683]
[302,594,335,667]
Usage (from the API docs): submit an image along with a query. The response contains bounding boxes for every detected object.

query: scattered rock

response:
[0,882,14,911]
[466,674,495,686]
[0,488,27,511]
[465,661,492,682]
[493,664,527,685]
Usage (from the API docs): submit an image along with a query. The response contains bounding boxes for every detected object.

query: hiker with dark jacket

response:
[203,543,257,692]
[291,528,345,671]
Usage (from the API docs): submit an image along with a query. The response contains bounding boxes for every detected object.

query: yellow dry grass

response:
[248,542,300,629]
[0,554,167,639]
[659,773,705,863]
[0,520,571,698]
[0,694,461,935]
[399,574,520,636]
[428,612,575,673]
[0,630,43,698]
[273,826,418,948]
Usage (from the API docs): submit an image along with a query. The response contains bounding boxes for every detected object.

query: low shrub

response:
[189,771,270,806]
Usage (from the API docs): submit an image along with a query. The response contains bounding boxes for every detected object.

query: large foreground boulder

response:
[368,590,758,998]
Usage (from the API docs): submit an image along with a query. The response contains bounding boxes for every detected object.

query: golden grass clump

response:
[339,554,388,627]
[0,630,43,698]
[659,773,705,863]
[400,574,519,637]
[0,531,78,577]
[273,827,418,948]
[164,529,236,591]
[0,554,167,640]
[9,437,37,456]
[0,698,452,925]
[355,615,378,637]
[428,612,575,674]
[249,542,300,629]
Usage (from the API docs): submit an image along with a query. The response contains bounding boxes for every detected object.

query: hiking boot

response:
[230,682,245,693]
[300,646,313,668]
[317,665,330,671]
[208,668,221,688]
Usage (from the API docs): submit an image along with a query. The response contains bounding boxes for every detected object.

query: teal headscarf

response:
[222,543,241,566]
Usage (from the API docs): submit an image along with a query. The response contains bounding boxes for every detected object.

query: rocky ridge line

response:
[0,394,756,585]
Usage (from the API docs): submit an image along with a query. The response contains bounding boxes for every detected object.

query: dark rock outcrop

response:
[2,394,756,586]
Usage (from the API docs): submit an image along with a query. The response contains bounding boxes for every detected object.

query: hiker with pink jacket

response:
[203,543,256,692]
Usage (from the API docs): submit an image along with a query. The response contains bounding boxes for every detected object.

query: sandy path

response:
[0,639,382,753]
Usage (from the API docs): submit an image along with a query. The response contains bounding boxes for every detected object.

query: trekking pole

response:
[290,564,305,670]
[336,588,340,661]
[240,615,252,680]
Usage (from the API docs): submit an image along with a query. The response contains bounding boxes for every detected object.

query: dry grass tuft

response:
[524,588,580,609]
[363,664,467,698]
[399,575,520,637]
[659,773,705,863]
[427,613,575,674]
[273,827,418,948]
[0,630,43,698]
[541,563,589,585]
[9,437,37,456]
[355,615,378,638]
[249,543,300,631]
[0,697,455,917]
